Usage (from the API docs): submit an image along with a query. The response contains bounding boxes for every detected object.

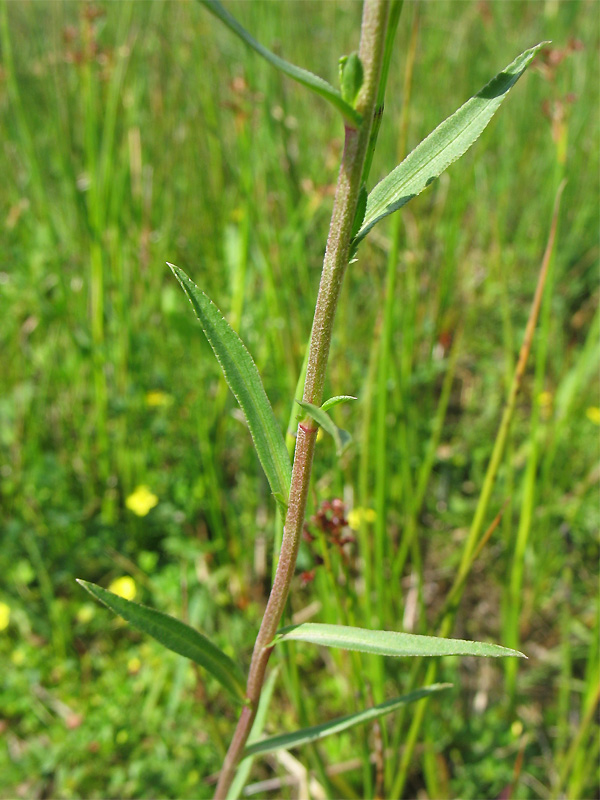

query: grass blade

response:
[272,623,526,659]
[355,42,548,244]
[168,263,292,510]
[245,684,451,758]
[199,0,361,127]
[77,580,247,703]
[226,667,280,800]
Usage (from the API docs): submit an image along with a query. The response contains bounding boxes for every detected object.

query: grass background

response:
[1,1,598,798]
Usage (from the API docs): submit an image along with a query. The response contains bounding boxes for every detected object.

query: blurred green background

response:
[1,1,598,798]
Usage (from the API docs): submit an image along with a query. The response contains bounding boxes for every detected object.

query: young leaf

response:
[199,0,361,128]
[297,399,352,456]
[272,623,526,659]
[245,684,451,758]
[321,395,357,413]
[168,264,292,509]
[339,52,364,106]
[354,42,548,244]
[77,580,247,703]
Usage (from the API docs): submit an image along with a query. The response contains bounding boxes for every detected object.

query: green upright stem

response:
[213,3,390,797]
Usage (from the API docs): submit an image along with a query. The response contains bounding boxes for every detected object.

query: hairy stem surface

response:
[214,2,390,797]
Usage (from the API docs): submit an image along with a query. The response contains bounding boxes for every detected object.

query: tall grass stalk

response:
[390,178,566,798]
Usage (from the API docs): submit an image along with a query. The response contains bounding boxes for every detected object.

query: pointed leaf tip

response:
[77,579,248,702]
[168,262,292,507]
[272,623,526,659]
[355,42,548,244]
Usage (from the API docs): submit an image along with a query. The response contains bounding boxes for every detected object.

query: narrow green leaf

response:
[297,400,352,456]
[272,623,526,659]
[199,0,361,128]
[77,580,247,703]
[168,263,292,507]
[355,42,548,244]
[245,684,451,758]
[321,395,357,413]
[226,667,280,800]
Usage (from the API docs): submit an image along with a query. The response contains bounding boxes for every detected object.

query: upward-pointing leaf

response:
[168,263,292,510]
[77,580,247,703]
[244,684,451,758]
[272,623,526,659]
[354,42,548,244]
[199,0,361,128]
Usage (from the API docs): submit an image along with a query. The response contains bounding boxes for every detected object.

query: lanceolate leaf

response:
[168,264,292,509]
[77,580,247,703]
[272,623,526,659]
[355,42,548,244]
[297,400,352,455]
[199,0,361,128]
[245,684,451,758]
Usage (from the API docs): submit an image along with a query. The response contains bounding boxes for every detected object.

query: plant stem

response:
[214,2,390,797]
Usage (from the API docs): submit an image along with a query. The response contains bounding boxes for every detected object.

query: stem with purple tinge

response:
[213,2,390,797]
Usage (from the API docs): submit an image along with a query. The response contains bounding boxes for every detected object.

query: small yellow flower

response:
[128,656,141,674]
[76,604,96,624]
[586,407,600,425]
[538,391,553,407]
[108,576,137,601]
[145,390,172,408]
[0,602,10,632]
[347,507,377,530]
[126,485,158,517]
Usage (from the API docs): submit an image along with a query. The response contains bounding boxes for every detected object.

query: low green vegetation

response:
[1,1,598,798]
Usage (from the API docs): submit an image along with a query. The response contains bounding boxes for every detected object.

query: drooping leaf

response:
[226,667,280,800]
[199,0,361,127]
[354,42,548,244]
[77,580,247,703]
[297,400,352,456]
[169,264,291,510]
[321,395,357,412]
[245,684,451,758]
[272,623,526,659]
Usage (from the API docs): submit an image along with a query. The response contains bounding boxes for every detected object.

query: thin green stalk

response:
[213,4,390,796]
[457,180,565,576]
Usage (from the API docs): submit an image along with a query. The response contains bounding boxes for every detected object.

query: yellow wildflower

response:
[347,507,377,530]
[0,602,10,632]
[76,604,96,624]
[585,407,600,425]
[145,390,172,407]
[128,656,141,674]
[108,576,137,601]
[126,485,158,516]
